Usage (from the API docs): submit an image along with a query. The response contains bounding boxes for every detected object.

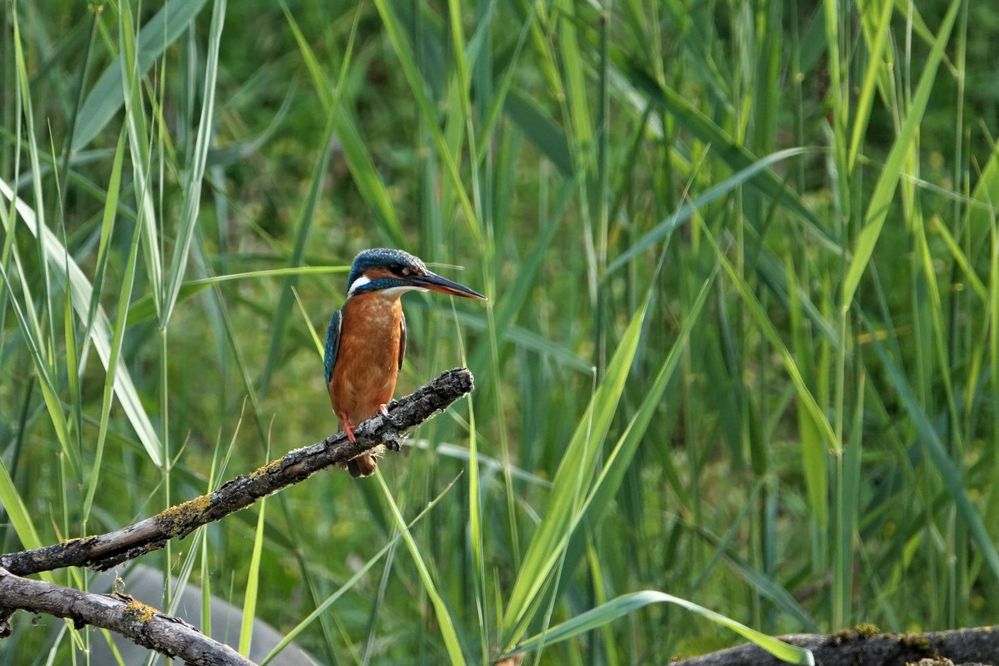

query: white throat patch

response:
[347,275,371,297]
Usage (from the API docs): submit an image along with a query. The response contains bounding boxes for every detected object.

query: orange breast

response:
[328,293,403,425]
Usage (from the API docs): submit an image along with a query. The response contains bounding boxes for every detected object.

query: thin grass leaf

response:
[281,4,404,244]
[444,0,475,161]
[127,265,346,325]
[448,309,591,372]
[608,147,815,275]
[930,215,987,301]
[261,475,460,666]
[866,317,999,582]
[162,0,226,323]
[841,0,961,308]
[502,591,814,665]
[848,0,894,170]
[787,256,828,530]
[503,91,573,176]
[502,291,649,647]
[558,271,716,591]
[239,496,268,656]
[835,371,866,627]
[81,208,142,524]
[372,0,481,242]
[82,130,126,354]
[12,5,56,354]
[968,140,999,238]
[0,179,163,467]
[692,525,818,632]
[702,222,838,453]
[0,262,80,478]
[375,472,467,666]
[555,0,593,160]
[62,267,82,463]
[612,62,839,254]
[73,0,210,151]
[118,1,163,312]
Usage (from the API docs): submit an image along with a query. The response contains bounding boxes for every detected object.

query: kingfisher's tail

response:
[347,453,377,477]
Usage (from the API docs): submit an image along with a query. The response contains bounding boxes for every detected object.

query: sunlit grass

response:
[1,1,995,663]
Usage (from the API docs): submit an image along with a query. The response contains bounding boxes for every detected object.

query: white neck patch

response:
[347,275,371,297]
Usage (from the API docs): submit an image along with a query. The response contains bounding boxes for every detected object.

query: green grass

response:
[1,0,996,663]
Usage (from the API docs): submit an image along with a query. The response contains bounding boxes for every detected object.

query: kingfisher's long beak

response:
[412,272,487,300]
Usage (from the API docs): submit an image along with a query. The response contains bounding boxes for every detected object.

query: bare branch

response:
[0,368,474,576]
[0,567,251,665]
[676,626,999,666]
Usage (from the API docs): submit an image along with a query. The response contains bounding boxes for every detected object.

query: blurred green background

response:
[2,0,998,663]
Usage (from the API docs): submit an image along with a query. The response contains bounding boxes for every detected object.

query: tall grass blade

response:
[162,0,226,323]
[614,63,837,252]
[375,472,467,665]
[118,1,163,316]
[841,0,961,308]
[559,271,716,587]
[73,0,209,151]
[83,130,126,354]
[848,0,894,170]
[0,179,163,466]
[787,257,828,530]
[261,475,460,666]
[866,319,999,582]
[608,147,814,275]
[502,290,650,646]
[702,221,838,453]
[371,0,480,241]
[82,201,143,523]
[501,591,814,665]
[239,497,268,656]
[281,4,404,244]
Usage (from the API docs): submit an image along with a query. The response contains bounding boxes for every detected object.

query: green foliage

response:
[1,0,997,663]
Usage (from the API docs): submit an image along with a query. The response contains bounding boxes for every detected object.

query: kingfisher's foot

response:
[343,420,356,444]
[379,403,403,428]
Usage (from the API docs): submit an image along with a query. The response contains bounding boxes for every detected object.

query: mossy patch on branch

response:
[123,598,157,624]
[157,495,212,536]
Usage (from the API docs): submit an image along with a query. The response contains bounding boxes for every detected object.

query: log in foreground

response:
[0,568,252,666]
[0,368,474,576]
[676,626,999,665]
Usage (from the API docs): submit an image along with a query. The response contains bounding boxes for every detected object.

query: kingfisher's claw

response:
[379,403,403,429]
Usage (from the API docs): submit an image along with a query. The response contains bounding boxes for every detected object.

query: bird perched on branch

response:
[324,248,486,477]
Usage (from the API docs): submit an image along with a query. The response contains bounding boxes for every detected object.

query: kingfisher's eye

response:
[399,265,412,276]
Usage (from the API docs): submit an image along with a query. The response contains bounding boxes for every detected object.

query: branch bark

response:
[1,368,472,576]
[0,368,474,664]
[0,567,252,665]
[676,626,999,665]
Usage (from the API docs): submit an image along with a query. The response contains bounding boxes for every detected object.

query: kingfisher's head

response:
[345,248,486,301]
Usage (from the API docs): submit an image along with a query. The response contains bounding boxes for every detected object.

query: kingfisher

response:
[324,248,486,477]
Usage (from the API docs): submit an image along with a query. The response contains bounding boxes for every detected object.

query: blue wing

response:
[323,309,342,384]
